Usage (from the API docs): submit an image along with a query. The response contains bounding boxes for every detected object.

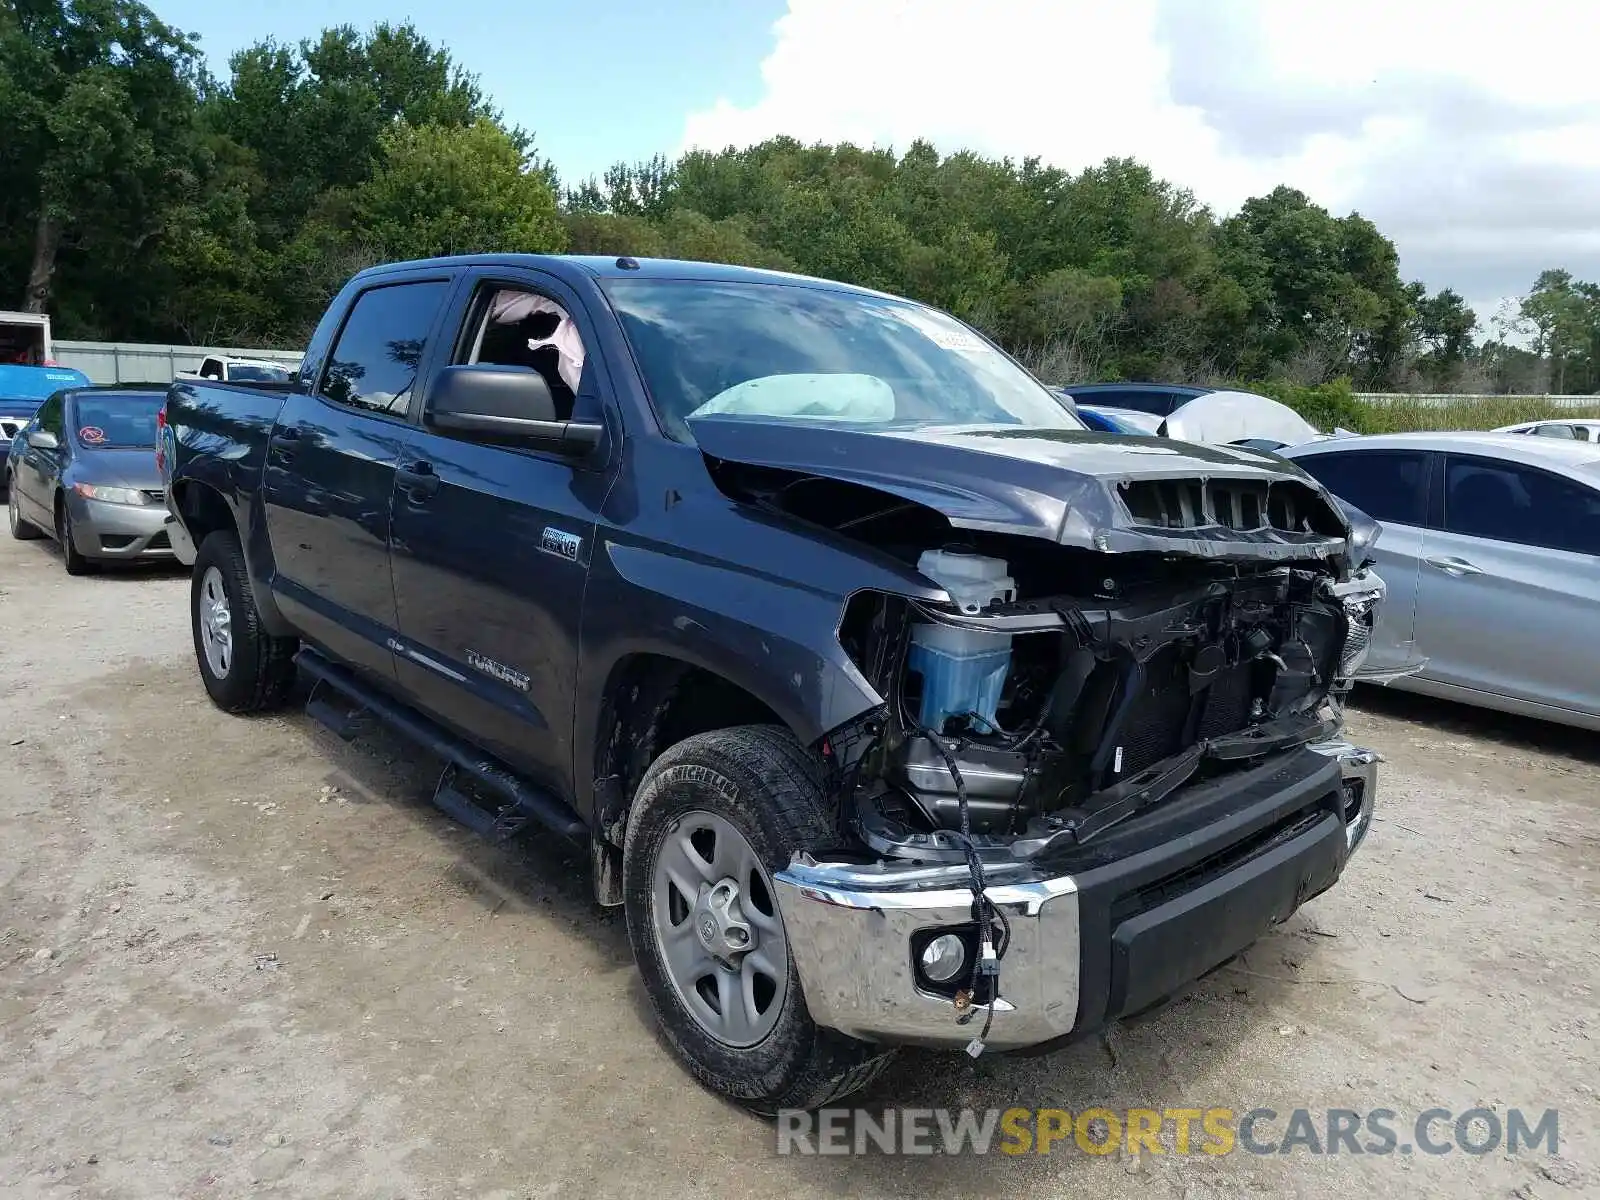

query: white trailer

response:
[0,311,53,365]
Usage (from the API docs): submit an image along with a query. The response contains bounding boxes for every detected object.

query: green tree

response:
[1409,285,1477,389]
[0,0,204,314]
[349,118,565,261]
[1518,269,1589,393]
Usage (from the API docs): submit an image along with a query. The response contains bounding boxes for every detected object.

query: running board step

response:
[431,766,544,842]
[305,682,367,740]
[295,649,586,844]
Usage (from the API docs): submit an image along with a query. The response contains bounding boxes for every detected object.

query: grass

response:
[1355,396,1600,434]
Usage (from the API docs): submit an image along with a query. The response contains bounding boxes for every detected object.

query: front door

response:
[387,272,618,790]
[262,277,453,681]
[16,391,68,527]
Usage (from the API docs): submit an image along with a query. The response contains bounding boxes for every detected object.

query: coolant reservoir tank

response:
[908,550,1015,733]
[916,549,1015,615]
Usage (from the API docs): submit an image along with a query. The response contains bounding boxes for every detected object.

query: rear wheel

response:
[8,478,42,540]
[623,725,894,1113]
[191,530,298,713]
[55,498,96,575]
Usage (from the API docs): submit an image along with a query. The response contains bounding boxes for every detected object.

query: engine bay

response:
[835,543,1378,861]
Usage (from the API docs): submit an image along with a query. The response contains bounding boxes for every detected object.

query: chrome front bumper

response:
[773,741,1379,1050]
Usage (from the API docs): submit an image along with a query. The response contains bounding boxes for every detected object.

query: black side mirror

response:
[425,364,603,455]
[26,429,58,450]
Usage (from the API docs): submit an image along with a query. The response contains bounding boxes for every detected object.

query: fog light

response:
[920,933,968,983]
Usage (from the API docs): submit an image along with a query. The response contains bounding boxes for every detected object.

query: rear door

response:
[1288,447,1432,675]
[262,274,454,681]
[386,268,620,787]
[1413,453,1600,716]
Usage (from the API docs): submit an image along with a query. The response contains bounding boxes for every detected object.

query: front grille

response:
[141,489,164,504]
[1113,655,1257,780]
[1198,663,1254,739]
[1120,477,1341,536]
[1339,615,1372,677]
[1116,648,1194,776]
[0,418,23,439]
[148,530,169,549]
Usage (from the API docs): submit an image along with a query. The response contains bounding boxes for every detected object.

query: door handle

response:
[396,461,440,500]
[268,426,300,461]
[1425,555,1484,576]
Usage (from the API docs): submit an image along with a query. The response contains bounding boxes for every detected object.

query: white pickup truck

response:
[181,355,298,384]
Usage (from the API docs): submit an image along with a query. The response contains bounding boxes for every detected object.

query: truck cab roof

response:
[351,254,894,299]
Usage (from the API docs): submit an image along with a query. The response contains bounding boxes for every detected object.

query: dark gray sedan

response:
[6,386,171,574]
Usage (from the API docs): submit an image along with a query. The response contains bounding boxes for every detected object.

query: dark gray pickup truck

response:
[159,254,1386,1112]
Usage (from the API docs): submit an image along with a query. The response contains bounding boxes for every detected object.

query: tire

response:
[55,497,96,575]
[191,530,298,713]
[7,477,42,540]
[623,725,894,1114]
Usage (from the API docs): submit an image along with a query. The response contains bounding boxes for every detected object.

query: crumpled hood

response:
[690,416,1353,563]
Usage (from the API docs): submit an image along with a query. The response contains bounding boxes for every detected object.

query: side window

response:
[199,358,220,380]
[1444,456,1600,554]
[1293,450,1428,526]
[457,286,587,421]
[1531,423,1577,440]
[36,393,66,436]
[319,281,449,416]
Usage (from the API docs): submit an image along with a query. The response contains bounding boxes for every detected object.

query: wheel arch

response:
[171,478,296,638]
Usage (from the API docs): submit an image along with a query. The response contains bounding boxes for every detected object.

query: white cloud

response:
[681,0,1600,318]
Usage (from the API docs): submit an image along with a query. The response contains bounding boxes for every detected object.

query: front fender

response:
[586,540,883,739]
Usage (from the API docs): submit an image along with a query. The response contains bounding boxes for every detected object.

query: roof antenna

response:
[616,256,641,271]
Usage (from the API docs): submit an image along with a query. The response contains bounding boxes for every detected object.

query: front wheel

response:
[622,725,894,1113]
[191,530,298,713]
[8,480,42,540]
[55,498,96,575]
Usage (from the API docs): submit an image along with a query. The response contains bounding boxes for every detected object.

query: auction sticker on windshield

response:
[887,305,993,356]
[79,426,106,444]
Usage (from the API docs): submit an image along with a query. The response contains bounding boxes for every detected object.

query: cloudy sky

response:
[171,0,1600,329]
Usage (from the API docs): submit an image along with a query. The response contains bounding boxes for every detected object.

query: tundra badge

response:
[540,526,582,562]
[466,649,531,693]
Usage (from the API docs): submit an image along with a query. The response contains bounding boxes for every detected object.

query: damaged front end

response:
[828,546,1383,867]
[697,417,1385,1052]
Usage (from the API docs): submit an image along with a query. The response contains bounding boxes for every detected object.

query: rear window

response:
[1291,449,1428,526]
[229,363,292,383]
[72,393,166,449]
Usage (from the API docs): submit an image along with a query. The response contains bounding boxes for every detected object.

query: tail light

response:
[155,405,167,473]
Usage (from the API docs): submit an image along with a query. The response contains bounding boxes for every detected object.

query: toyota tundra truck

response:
[159,254,1387,1112]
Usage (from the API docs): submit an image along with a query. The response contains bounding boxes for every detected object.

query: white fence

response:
[1353,393,1599,409]
[54,340,303,386]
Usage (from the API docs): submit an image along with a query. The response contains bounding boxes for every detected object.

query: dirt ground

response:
[2,531,1597,1200]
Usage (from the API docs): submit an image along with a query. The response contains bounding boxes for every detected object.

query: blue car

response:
[1056,382,1215,435]
[0,365,92,493]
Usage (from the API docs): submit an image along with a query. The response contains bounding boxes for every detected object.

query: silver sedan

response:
[6,386,172,575]
[1281,432,1600,731]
